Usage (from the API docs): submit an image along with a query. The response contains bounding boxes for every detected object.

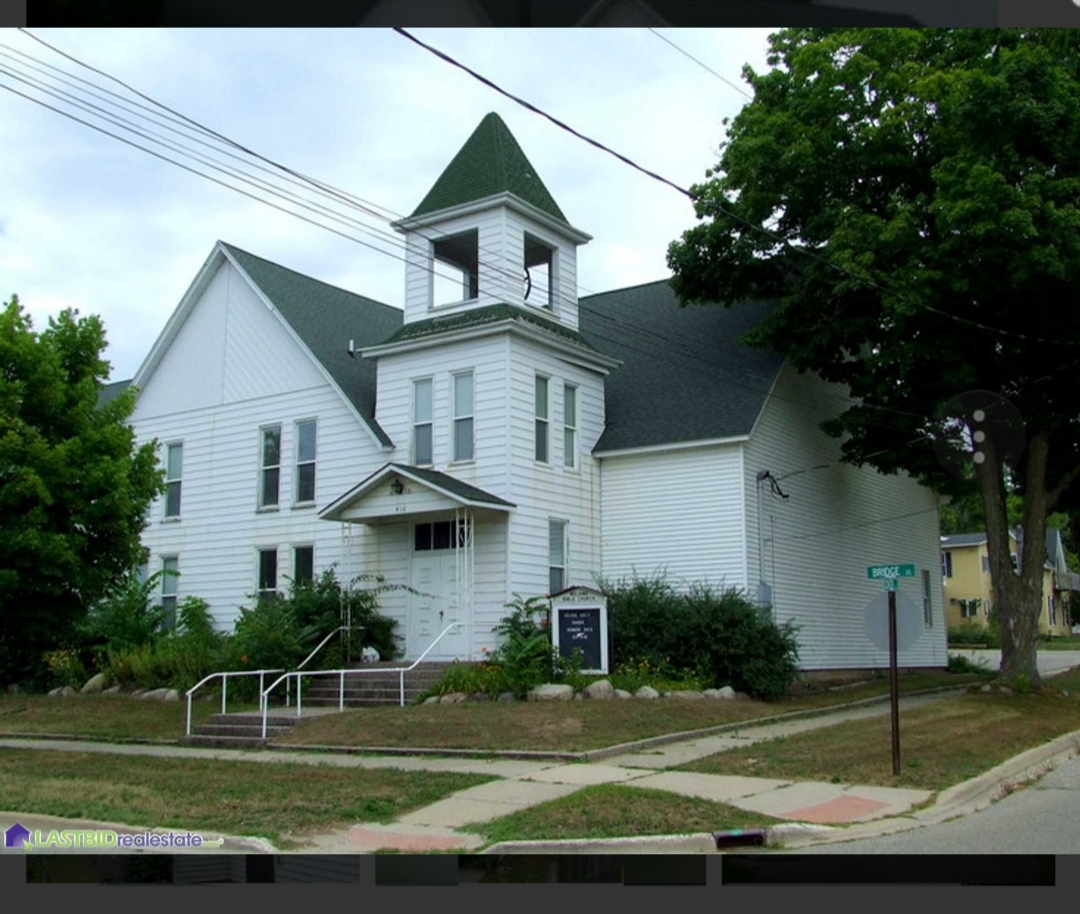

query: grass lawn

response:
[1038,639,1080,651]
[678,670,1080,791]
[0,748,494,849]
[275,671,987,753]
[0,695,258,741]
[468,783,783,846]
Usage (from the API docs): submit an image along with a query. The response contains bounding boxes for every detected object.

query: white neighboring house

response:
[112,111,946,672]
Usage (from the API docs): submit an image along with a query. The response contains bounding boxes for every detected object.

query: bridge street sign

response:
[867,564,916,581]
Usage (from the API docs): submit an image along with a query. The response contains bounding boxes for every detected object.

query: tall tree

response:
[0,296,163,683]
[668,28,1080,684]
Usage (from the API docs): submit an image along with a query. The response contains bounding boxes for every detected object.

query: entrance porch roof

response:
[320,463,515,524]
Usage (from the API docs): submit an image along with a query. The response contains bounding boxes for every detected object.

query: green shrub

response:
[231,595,306,673]
[948,619,993,646]
[42,649,88,689]
[947,653,990,675]
[422,660,511,700]
[77,569,169,666]
[599,575,801,701]
[488,594,562,698]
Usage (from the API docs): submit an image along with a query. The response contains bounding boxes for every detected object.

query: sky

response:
[0,27,774,383]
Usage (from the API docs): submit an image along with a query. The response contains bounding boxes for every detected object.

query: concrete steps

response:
[295,661,457,708]
[179,712,302,749]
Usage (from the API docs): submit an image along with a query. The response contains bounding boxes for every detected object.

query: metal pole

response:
[339,670,345,712]
[400,669,405,707]
[221,675,227,715]
[186,693,192,737]
[888,586,901,776]
[259,672,265,711]
[297,675,302,718]
[286,677,290,708]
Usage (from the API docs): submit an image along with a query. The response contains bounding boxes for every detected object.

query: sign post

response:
[867,564,915,776]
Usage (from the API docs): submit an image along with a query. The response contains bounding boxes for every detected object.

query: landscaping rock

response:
[703,688,735,700]
[998,686,1013,695]
[5,684,22,696]
[440,692,467,704]
[80,673,107,694]
[48,687,62,697]
[102,685,122,696]
[497,692,517,703]
[634,686,660,699]
[669,690,705,700]
[130,689,146,699]
[528,684,574,702]
[467,692,490,702]
[980,684,992,693]
[1060,690,1070,698]
[163,689,180,702]
[613,689,632,699]
[58,686,75,697]
[139,688,170,701]
[423,696,440,705]
[583,679,614,700]
[573,692,583,700]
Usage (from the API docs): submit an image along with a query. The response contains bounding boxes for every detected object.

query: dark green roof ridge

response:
[410,113,568,225]
[371,302,599,353]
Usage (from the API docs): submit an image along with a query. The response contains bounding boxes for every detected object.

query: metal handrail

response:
[260,621,466,738]
[282,625,363,708]
[184,669,284,736]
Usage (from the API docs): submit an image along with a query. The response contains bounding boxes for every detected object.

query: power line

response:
[764,504,942,546]
[646,28,753,100]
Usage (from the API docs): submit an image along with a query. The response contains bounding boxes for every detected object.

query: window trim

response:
[294,418,317,506]
[257,547,278,601]
[535,374,550,465]
[941,551,952,579]
[431,229,480,309]
[451,370,475,464]
[922,568,933,627]
[258,424,282,511]
[523,232,557,311]
[563,383,578,470]
[412,377,434,467]
[163,441,183,521]
[293,544,315,588]
[160,555,179,630]
[548,518,568,596]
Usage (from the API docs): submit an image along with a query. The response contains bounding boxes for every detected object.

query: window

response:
[414,520,469,552]
[453,372,474,462]
[941,551,952,578]
[161,556,178,629]
[523,234,555,309]
[164,443,182,518]
[259,426,281,508]
[563,384,577,468]
[258,548,277,601]
[535,376,549,463]
[432,229,479,306]
[981,555,989,573]
[922,568,932,626]
[413,379,433,466]
[296,420,317,503]
[1010,553,1019,571]
[960,599,979,619]
[294,546,314,587]
[549,519,567,595]
[1049,595,1057,626]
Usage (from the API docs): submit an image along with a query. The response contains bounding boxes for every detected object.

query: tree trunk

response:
[975,431,1047,686]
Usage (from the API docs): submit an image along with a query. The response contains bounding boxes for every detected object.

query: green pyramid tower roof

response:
[410,112,568,225]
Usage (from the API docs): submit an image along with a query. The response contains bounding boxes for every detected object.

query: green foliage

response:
[0,295,164,683]
[77,569,169,667]
[599,575,801,701]
[489,594,560,698]
[948,618,995,647]
[231,595,306,674]
[947,653,990,675]
[423,660,511,701]
[666,28,1080,680]
[608,657,705,694]
[41,649,87,690]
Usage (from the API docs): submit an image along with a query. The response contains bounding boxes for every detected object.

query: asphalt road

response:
[948,649,1080,678]
[790,750,1080,854]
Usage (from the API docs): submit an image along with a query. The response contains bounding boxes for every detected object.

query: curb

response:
[770,726,1080,849]
[265,743,585,761]
[0,732,181,746]
[481,833,720,854]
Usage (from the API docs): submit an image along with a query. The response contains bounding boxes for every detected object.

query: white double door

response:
[408,550,468,660]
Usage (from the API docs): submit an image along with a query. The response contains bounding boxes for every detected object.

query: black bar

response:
[722,854,1055,885]
[888,586,901,776]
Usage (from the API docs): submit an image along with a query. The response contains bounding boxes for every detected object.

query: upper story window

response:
[259,426,281,509]
[524,234,555,310]
[164,442,183,519]
[453,372,474,462]
[563,384,577,469]
[296,420,317,504]
[535,375,549,463]
[941,551,952,578]
[549,519,567,595]
[413,378,433,466]
[432,229,479,307]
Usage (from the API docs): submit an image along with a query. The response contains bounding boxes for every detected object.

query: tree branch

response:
[1047,462,1080,511]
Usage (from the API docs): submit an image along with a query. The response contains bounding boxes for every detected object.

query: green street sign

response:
[882,578,899,592]
[867,564,916,580]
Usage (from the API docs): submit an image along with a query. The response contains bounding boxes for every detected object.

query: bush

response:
[947,653,990,675]
[231,595,307,674]
[948,619,994,647]
[608,657,704,693]
[488,594,561,698]
[77,569,169,668]
[42,649,88,689]
[422,660,511,700]
[599,575,801,701]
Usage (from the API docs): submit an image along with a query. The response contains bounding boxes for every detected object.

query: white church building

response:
[112,112,948,672]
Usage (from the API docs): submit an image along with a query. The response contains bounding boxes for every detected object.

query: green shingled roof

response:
[370,302,599,353]
[393,464,515,507]
[222,243,403,447]
[410,112,568,225]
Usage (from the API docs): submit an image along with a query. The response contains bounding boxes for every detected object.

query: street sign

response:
[882,578,899,592]
[867,564,916,580]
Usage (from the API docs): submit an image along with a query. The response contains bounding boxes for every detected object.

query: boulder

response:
[80,673,108,694]
[139,688,170,701]
[497,692,517,703]
[980,684,992,693]
[130,689,146,699]
[440,692,467,704]
[48,687,63,697]
[669,690,705,700]
[573,692,583,700]
[5,684,22,696]
[467,693,491,702]
[998,686,1013,695]
[703,687,735,700]
[58,686,76,697]
[423,696,440,705]
[163,689,180,702]
[102,685,122,696]
[613,689,632,700]
[583,679,614,700]
[528,683,574,702]
[634,686,660,699]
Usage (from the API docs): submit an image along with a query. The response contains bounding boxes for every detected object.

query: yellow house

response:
[942,528,1074,637]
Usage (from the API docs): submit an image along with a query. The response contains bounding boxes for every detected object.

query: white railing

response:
[184,669,284,737]
[282,626,362,708]
[259,622,466,739]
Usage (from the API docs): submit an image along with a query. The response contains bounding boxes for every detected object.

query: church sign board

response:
[549,586,609,675]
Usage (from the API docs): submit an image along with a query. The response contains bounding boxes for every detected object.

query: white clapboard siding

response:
[600,443,747,592]
[743,364,947,670]
[507,337,605,598]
